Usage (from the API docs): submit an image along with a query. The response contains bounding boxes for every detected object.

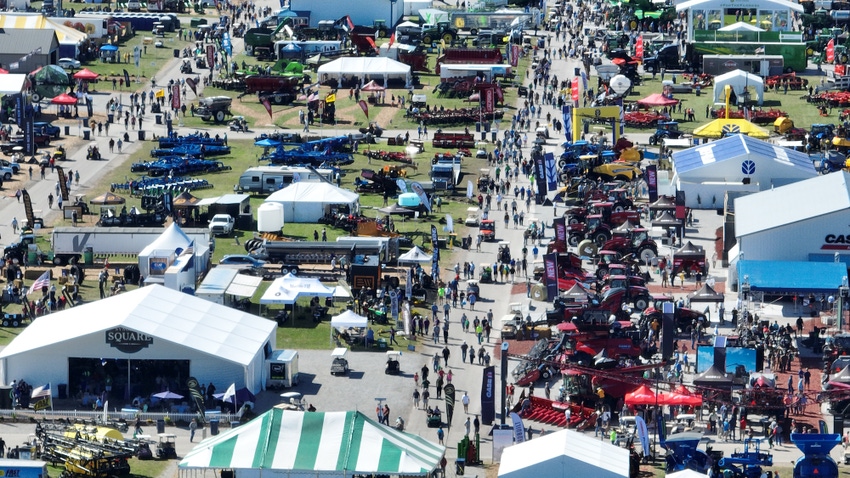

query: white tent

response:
[398,246,432,264]
[0,285,277,393]
[317,57,412,88]
[717,22,764,32]
[139,222,207,278]
[667,470,710,478]
[499,429,629,478]
[265,182,359,223]
[713,69,764,106]
[260,273,336,305]
[331,309,368,329]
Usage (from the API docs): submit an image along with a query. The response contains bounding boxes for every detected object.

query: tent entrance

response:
[68,358,190,404]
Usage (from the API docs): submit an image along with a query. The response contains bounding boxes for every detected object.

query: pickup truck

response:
[209,214,235,236]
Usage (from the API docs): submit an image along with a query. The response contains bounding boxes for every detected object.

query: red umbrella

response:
[637,93,679,107]
[625,384,657,405]
[72,68,99,80]
[51,93,78,105]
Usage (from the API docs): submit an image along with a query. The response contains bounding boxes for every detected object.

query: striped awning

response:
[179,409,445,476]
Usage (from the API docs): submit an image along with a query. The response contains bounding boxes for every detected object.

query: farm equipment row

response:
[362,149,414,164]
[150,144,231,158]
[111,176,213,195]
[131,157,232,176]
[35,423,138,478]
[623,111,670,128]
[157,132,226,149]
[410,107,505,125]
[710,108,788,124]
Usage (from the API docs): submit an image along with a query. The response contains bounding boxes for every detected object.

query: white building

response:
[288,0,404,27]
[0,285,277,398]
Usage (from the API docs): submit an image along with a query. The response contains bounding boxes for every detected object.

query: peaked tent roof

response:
[563,283,590,301]
[266,181,358,204]
[499,429,629,478]
[676,0,802,13]
[693,364,735,388]
[673,134,817,180]
[692,118,769,139]
[259,273,336,305]
[637,93,679,107]
[713,69,764,105]
[649,196,676,210]
[0,285,276,366]
[675,241,705,257]
[330,309,368,329]
[687,284,724,303]
[140,222,192,256]
[652,211,680,227]
[398,246,432,264]
[735,171,850,237]
[718,21,765,32]
[179,408,445,475]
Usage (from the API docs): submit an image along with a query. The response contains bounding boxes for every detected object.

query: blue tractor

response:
[791,433,840,478]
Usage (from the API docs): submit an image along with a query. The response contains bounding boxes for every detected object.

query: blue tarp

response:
[737,260,847,293]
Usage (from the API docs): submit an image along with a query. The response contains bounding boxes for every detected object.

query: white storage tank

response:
[257,202,284,232]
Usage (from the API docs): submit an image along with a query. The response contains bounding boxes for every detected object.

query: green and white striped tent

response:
[179,409,445,477]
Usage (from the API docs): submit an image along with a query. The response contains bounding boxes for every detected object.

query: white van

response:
[127,0,142,11]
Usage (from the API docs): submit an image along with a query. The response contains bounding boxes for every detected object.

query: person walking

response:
[462,391,470,413]
[11,217,17,234]
[189,418,197,442]
[437,426,444,444]
[413,389,420,409]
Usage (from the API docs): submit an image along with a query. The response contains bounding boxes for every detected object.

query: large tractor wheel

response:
[442,33,454,44]
[530,283,547,301]
[593,231,610,247]
[214,110,226,123]
[422,35,433,45]
[634,295,650,311]
[577,239,597,257]
[639,247,657,264]
[568,234,581,247]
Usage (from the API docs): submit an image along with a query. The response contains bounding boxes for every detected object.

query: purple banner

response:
[480,366,495,424]
[206,44,215,71]
[171,83,181,110]
[543,252,558,299]
[553,217,566,243]
[645,164,658,203]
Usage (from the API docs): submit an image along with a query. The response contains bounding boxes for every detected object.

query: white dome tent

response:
[265,182,359,223]
[316,57,412,88]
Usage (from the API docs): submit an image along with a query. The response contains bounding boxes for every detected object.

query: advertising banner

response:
[544,152,557,191]
[543,252,558,300]
[480,366,495,424]
[171,83,181,110]
[646,164,658,203]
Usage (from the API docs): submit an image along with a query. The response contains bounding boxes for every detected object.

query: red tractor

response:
[566,201,640,226]
[598,227,658,263]
[567,215,613,247]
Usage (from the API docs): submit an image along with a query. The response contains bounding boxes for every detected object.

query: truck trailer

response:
[238,166,334,193]
[51,227,211,265]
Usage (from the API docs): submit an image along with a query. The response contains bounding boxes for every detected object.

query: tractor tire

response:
[11,319,19,327]
[422,35,433,45]
[559,172,570,182]
[596,266,608,280]
[214,110,226,123]
[541,368,551,380]
[634,295,650,311]
[567,216,580,225]
[442,33,454,44]
[613,203,625,213]
[377,29,387,39]
[648,135,657,145]
[593,232,610,247]
[558,159,567,168]
[274,94,284,104]
[639,247,657,263]
[1,320,8,327]
[577,239,597,257]
[31,93,41,103]
[530,283,547,301]
[568,234,581,247]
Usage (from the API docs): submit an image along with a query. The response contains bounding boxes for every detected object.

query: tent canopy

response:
[0,74,27,95]
[140,222,192,256]
[718,21,764,32]
[692,118,769,139]
[317,57,412,88]
[0,285,276,367]
[265,182,359,223]
[398,246,432,264]
[72,68,99,80]
[51,93,78,105]
[331,309,368,329]
[713,69,764,105]
[179,408,445,475]
[637,93,678,107]
[499,429,629,478]
[260,273,335,305]
[688,284,724,303]
[737,260,847,294]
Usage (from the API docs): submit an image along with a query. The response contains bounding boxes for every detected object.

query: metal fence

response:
[6,408,236,424]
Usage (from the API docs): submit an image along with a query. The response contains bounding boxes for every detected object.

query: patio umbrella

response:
[89,191,126,205]
[624,384,657,406]
[254,138,282,148]
[72,68,99,81]
[213,387,256,403]
[100,44,119,52]
[152,391,184,400]
[51,93,78,105]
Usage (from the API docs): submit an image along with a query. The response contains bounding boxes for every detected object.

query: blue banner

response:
[533,150,547,201]
[15,96,23,127]
[510,412,526,443]
[544,152,557,191]
[562,105,571,140]
[23,116,34,155]
[481,366,496,424]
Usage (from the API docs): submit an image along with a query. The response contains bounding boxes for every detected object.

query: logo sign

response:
[390,291,399,321]
[171,83,181,110]
[106,327,153,353]
[822,234,850,250]
[741,159,756,175]
[15,96,23,127]
[646,165,658,203]
[723,60,738,68]
[544,152,557,191]
[484,88,494,114]
[480,366,496,424]
[553,217,566,242]
[269,363,286,381]
[543,252,558,300]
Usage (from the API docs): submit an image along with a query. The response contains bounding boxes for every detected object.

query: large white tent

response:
[398,246,432,264]
[0,285,277,394]
[499,429,630,478]
[713,69,764,105]
[139,222,210,279]
[317,57,412,88]
[671,134,817,208]
[265,182,359,223]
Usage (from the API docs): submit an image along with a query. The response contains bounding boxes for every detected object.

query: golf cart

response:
[331,347,349,375]
[156,433,177,459]
[465,207,481,226]
[228,116,249,132]
[385,351,401,374]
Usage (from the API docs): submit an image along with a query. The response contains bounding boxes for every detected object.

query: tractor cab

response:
[608,189,633,209]
[630,229,651,247]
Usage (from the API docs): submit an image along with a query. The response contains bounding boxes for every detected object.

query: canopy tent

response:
[0,74,28,95]
[89,191,125,205]
[265,182,359,223]
[651,211,680,228]
[671,134,817,208]
[172,191,201,207]
[693,364,735,389]
[637,93,679,107]
[100,44,118,52]
[718,21,765,32]
[649,196,676,210]
[51,93,78,105]
[499,429,629,478]
[330,309,368,329]
[713,70,764,106]
[378,203,415,216]
[361,80,386,91]
[398,246,432,264]
[688,284,724,303]
[179,408,445,476]
[72,68,99,81]
[138,223,203,279]
[612,220,639,234]
[254,138,281,148]
[624,384,657,405]
[692,118,769,138]
[658,385,703,406]
[737,260,847,294]
[317,57,412,88]
[260,273,335,305]
[562,283,590,302]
